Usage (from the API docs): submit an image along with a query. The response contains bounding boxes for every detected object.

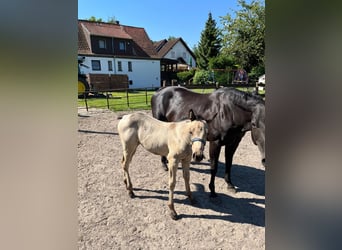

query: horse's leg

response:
[224,136,243,193]
[121,143,138,198]
[167,156,179,220]
[181,157,194,204]
[161,156,168,171]
[209,140,222,198]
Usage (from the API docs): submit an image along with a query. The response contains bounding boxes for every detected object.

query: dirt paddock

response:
[78,108,265,249]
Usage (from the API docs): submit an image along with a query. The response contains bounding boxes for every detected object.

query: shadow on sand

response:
[132,184,264,227]
[78,129,118,136]
[190,161,265,196]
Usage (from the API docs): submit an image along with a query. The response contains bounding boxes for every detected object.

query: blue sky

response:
[78,0,253,49]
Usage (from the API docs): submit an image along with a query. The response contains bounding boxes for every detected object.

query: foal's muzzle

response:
[191,137,206,162]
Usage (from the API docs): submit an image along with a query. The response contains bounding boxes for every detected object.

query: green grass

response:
[78,87,264,111]
[78,90,155,111]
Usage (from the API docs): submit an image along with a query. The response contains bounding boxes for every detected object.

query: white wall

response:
[80,56,161,88]
[164,41,196,68]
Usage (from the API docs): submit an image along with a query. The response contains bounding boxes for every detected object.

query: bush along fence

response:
[78,83,265,112]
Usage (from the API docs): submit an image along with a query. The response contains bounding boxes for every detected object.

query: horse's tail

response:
[151,92,168,121]
[151,88,173,122]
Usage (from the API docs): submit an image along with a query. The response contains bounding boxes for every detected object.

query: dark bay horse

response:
[151,86,265,197]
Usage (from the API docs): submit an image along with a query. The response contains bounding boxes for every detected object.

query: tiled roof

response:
[153,39,168,52]
[78,22,91,54]
[78,20,157,58]
[155,38,196,60]
[81,21,132,39]
[122,25,158,57]
[155,38,179,58]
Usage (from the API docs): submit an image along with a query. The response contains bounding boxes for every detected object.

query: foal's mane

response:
[216,87,264,111]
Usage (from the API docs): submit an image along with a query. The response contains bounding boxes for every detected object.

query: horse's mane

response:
[215,87,264,111]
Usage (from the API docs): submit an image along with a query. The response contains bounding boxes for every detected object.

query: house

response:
[154,38,196,85]
[78,20,160,89]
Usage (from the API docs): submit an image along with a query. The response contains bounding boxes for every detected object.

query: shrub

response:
[177,70,195,84]
[193,70,211,84]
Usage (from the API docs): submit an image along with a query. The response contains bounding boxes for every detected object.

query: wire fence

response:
[78,83,265,112]
[78,87,156,112]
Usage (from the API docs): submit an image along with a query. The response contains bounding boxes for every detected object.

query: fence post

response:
[84,92,88,112]
[126,89,129,107]
[106,91,110,109]
[145,88,148,105]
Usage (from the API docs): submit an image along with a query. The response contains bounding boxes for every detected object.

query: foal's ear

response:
[189,109,197,121]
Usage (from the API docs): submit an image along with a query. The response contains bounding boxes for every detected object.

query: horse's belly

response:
[141,141,169,156]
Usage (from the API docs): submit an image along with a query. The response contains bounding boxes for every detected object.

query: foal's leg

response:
[167,156,179,220]
[121,143,138,198]
[181,157,194,204]
[209,140,222,198]
[161,156,168,171]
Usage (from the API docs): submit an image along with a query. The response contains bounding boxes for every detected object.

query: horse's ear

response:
[189,109,197,121]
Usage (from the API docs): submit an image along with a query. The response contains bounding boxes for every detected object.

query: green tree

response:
[196,12,222,70]
[220,0,265,74]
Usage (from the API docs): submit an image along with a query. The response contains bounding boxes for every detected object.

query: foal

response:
[117,111,208,220]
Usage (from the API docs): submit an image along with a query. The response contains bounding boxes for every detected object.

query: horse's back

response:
[152,86,210,121]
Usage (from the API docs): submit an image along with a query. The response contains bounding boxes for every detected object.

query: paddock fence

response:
[78,83,265,112]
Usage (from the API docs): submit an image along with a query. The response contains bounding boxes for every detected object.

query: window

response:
[128,61,132,72]
[117,61,122,71]
[171,51,175,58]
[99,39,106,49]
[119,41,126,51]
[183,52,187,59]
[108,61,113,71]
[91,60,101,71]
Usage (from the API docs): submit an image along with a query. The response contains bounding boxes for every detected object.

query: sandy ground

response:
[78,108,265,250]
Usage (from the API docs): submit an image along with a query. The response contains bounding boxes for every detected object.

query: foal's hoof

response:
[128,191,135,198]
[161,164,168,171]
[227,185,237,194]
[170,211,179,220]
